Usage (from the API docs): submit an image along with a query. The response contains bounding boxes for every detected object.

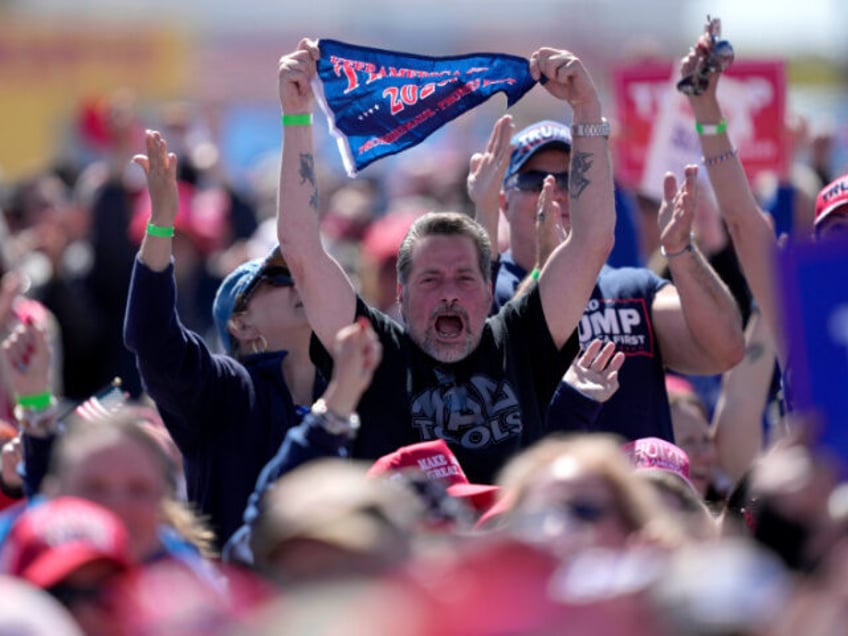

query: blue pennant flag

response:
[312,39,538,177]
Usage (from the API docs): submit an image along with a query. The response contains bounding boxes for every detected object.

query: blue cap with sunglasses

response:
[212,246,294,353]
[504,120,572,186]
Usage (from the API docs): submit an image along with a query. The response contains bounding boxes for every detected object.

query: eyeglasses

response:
[234,266,295,313]
[506,170,569,193]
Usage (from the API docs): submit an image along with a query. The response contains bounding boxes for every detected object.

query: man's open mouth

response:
[434,314,464,338]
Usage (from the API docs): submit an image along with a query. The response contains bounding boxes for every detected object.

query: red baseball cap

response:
[815,174,848,228]
[368,439,499,512]
[1,497,132,589]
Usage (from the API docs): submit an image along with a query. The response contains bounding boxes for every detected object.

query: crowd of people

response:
[0,17,846,635]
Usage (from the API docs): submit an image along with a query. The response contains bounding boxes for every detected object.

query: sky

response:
[10,0,845,61]
[699,0,843,58]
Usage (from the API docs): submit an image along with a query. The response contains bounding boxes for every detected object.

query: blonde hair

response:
[47,408,217,558]
[496,433,683,544]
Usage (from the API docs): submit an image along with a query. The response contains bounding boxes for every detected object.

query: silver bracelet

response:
[660,233,696,259]
[660,243,695,259]
[310,398,360,437]
[571,117,610,139]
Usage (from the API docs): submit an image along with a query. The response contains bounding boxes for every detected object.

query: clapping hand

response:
[564,339,625,403]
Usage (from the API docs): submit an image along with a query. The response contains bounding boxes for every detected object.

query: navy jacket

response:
[124,257,323,546]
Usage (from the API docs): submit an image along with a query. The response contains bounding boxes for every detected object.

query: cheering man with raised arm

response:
[276,39,615,483]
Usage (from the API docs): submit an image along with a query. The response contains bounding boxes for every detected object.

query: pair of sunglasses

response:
[258,266,295,288]
[506,170,569,193]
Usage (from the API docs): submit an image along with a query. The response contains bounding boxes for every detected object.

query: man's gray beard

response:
[420,328,475,363]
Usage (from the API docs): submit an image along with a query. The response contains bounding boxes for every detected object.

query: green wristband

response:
[17,391,53,411]
[695,119,727,135]
[282,113,313,127]
[530,267,541,281]
[146,221,175,238]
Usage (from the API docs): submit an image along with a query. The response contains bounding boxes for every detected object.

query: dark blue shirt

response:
[124,257,325,546]
[495,260,674,442]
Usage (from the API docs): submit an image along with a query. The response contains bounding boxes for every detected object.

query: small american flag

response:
[70,378,128,424]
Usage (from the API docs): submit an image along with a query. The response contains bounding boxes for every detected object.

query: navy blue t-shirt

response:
[495,260,673,442]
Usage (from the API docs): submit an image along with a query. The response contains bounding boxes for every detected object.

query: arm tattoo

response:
[298,153,315,185]
[298,153,319,211]
[569,151,593,199]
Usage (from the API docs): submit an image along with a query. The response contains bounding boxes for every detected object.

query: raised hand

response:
[658,166,698,256]
[564,339,625,403]
[467,114,514,218]
[534,175,567,269]
[529,48,601,116]
[278,38,320,115]
[132,130,179,227]
[325,317,383,418]
[2,318,50,398]
[679,17,724,100]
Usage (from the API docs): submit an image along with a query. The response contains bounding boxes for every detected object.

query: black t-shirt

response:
[310,286,578,483]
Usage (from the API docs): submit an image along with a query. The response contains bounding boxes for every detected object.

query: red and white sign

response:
[613,60,786,199]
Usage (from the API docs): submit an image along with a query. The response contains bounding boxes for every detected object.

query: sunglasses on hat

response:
[259,266,295,288]
[234,266,295,314]
[506,170,569,193]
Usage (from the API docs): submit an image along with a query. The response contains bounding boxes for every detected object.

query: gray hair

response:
[396,212,492,287]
